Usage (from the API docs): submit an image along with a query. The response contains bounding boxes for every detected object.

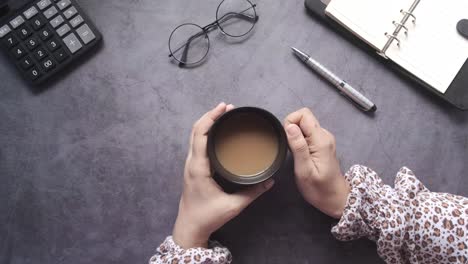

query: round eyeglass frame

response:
[168,23,211,67]
[215,0,258,38]
[168,0,258,67]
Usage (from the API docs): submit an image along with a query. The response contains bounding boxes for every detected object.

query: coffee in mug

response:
[208,107,288,186]
[214,113,279,176]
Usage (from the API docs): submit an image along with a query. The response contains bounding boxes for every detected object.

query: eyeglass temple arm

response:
[217,11,258,25]
[200,9,258,33]
[178,32,207,67]
[169,29,206,57]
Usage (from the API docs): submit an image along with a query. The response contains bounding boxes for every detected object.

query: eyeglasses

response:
[168,0,258,68]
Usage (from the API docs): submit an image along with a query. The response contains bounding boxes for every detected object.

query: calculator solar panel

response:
[0,0,102,85]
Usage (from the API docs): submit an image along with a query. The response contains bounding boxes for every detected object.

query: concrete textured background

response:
[1,0,467,263]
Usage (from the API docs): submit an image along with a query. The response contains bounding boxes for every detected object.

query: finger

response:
[285,124,312,167]
[229,179,275,211]
[190,104,233,155]
[284,108,323,143]
[192,102,227,158]
[321,128,333,138]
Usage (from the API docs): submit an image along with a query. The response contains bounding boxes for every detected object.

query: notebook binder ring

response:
[379,0,421,57]
[392,21,408,35]
[384,33,400,47]
[400,10,416,24]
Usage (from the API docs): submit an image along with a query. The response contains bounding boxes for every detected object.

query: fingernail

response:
[218,102,226,108]
[264,179,275,189]
[286,124,301,137]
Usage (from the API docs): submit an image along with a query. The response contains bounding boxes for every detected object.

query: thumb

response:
[230,179,275,210]
[285,124,311,166]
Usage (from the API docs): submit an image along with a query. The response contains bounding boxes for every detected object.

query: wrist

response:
[306,169,350,219]
[329,173,351,219]
[173,217,210,249]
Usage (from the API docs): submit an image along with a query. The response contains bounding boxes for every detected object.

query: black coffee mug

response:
[207,107,288,190]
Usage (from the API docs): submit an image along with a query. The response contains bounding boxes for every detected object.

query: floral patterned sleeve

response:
[149,236,232,264]
[332,165,468,264]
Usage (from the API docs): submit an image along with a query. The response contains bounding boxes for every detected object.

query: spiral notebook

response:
[324,0,468,94]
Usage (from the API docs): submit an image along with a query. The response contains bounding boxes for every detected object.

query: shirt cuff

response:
[331,165,396,242]
[149,236,232,264]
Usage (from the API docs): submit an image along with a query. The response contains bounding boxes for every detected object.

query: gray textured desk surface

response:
[1,0,467,263]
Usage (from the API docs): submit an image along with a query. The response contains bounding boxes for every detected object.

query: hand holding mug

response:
[284,108,350,219]
[172,103,275,249]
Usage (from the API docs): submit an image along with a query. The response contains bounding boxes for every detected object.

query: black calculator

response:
[0,0,102,85]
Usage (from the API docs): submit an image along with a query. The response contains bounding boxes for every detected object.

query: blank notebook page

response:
[325,0,409,51]
[386,0,468,93]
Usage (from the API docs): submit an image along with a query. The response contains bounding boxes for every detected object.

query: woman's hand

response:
[173,103,275,249]
[284,108,350,219]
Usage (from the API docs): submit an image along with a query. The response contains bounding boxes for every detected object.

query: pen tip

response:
[290,47,309,61]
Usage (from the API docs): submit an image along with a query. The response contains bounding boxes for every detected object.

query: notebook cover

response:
[305,0,468,110]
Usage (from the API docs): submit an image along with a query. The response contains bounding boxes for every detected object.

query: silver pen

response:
[291,47,377,112]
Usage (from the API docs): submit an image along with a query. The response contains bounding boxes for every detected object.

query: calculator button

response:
[69,15,84,28]
[10,16,25,29]
[54,48,68,62]
[28,67,41,80]
[63,33,82,53]
[34,47,47,60]
[12,46,26,58]
[0,25,11,38]
[17,25,33,40]
[39,27,53,40]
[26,36,39,50]
[46,38,60,51]
[43,6,58,19]
[76,24,95,44]
[31,16,47,30]
[63,6,77,19]
[37,0,52,10]
[57,0,71,10]
[50,15,64,28]
[57,24,70,37]
[20,56,34,70]
[3,35,18,48]
[23,6,39,20]
[41,58,56,71]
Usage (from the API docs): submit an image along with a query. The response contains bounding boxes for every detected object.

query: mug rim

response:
[207,106,288,185]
